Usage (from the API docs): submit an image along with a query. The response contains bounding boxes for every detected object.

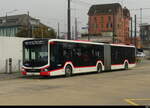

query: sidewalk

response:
[0,72,22,81]
[136,57,150,67]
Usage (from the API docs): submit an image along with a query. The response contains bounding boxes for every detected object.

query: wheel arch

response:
[124,59,129,66]
[64,61,74,72]
[96,60,104,71]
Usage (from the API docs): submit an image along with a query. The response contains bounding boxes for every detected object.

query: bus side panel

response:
[104,44,111,71]
[111,46,125,70]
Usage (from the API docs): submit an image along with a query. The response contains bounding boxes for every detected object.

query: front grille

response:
[25,69,41,73]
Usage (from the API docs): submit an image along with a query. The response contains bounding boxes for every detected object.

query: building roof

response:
[140,23,150,27]
[88,3,122,15]
[0,14,40,27]
[123,7,130,18]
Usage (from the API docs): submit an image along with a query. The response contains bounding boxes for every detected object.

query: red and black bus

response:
[22,39,136,77]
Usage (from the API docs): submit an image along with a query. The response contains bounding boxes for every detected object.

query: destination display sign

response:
[24,40,47,46]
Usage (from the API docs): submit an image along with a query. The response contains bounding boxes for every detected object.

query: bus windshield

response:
[23,44,48,67]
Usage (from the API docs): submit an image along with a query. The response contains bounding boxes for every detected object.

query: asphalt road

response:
[0,59,150,105]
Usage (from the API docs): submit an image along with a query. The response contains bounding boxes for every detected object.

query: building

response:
[140,24,150,49]
[0,14,42,37]
[87,3,130,44]
[140,24,150,58]
[130,36,142,49]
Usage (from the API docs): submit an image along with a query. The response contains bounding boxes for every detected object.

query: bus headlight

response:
[21,68,26,72]
[44,68,49,72]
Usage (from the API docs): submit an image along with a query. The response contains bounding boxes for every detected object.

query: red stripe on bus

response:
[74,65,96,68]
[112,64,123,66]
[49,41,56,45]
[40,68,64,75]
[22,72,27,75]
[112,63,136,66]
[40,72,50,76]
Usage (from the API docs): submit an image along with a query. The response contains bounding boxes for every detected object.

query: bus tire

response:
[65,65,72,77]
[97,64,102,73]
[124,62,128,70]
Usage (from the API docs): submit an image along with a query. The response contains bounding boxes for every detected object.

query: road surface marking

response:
[125,99,139,106]
[125,99,150,106]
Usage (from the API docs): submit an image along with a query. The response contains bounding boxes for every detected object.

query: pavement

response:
[0,58,149,105]
[0,72,22,81]
[0,57,149,81]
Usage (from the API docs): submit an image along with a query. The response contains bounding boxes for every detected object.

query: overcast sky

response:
[0,0,150,34]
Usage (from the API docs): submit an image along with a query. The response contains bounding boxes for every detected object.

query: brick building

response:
[87,3,130,44]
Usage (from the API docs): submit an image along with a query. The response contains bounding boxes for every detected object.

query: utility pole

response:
[67,0,71,40]
[75,17,78,40]
[130,17,133,44]
[27,11,31,38]
[140,8,142,25]
[88,22,90,41]
[134,15,137,47]
[112,7,115,43]
[5,13,8,36]
[72,26,74,40]
[57,22,60,39]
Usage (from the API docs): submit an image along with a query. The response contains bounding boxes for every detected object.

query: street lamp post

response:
[57,22,60,39]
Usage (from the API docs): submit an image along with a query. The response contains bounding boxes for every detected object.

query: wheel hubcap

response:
[65,66,72,77]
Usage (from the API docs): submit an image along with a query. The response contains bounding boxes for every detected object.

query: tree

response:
[16,27,28,38]
[32,24,56,38]
[16,24,57,38]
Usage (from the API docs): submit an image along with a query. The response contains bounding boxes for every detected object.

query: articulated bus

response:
[22,39,136,77]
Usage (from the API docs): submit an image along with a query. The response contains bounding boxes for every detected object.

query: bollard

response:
[18,60,21,72]
[8,58,12,74]
[5,59,8,74]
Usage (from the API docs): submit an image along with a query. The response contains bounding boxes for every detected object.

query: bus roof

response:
[23,38,135,48]
[110,43,135,48]
[49,39,105,45]
[49,39,135,48]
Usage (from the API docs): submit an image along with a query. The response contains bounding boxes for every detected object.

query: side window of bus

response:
[81,44,92,64]
[76,48,81,57]
[62,43,73,60]
[96,46,104,59]
[112,46,119,63]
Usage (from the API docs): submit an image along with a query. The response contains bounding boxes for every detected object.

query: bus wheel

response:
[65,65,72,77]
[124,62,128,70]
[97,64,102,73]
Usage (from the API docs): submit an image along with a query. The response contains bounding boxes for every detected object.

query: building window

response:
[101,16,104,23]
[107,23,113,29]
[107,24,108,28]
[101,24,104,29]
[111,23,113,28]
[144,31,147,35]
[94,17,97,22]
[93,24,97,29]
[7,19,17,23]
[96,24,98,29]
[0,20,2,24]
[118,24,120,29]
[108,16,111,22]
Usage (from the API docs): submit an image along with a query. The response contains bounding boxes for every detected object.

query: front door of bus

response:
[104,44,111,71]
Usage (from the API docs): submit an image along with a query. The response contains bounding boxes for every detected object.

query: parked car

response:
[136,51,145,57]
